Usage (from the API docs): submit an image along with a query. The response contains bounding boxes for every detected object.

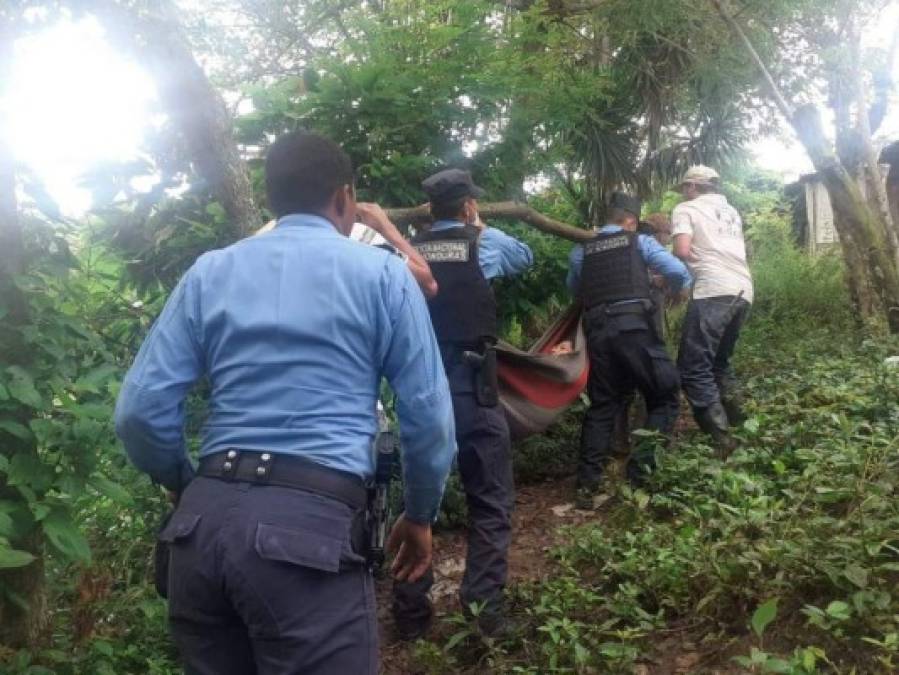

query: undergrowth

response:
[413,320,899,674]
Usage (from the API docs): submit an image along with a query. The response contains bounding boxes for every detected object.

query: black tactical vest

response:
[412,225,498,345]
[580,230,652,308]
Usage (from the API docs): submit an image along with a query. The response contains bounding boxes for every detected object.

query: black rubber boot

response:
[394,612,433,642]
[721,396,746,427]
[694,401,737,457]
[575,483,600,510]
[626,439,657,488]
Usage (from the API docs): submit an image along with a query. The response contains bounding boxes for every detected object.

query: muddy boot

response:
[394,613,433,642]
[393,570,434,641]
[477,609,519,640]
[575,484,599,510]
[721,395,746,427]
[717,379,747,427]
[626,441,657,488]
[694,401,737,458]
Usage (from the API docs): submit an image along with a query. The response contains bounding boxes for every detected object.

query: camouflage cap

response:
[679,165,720,187]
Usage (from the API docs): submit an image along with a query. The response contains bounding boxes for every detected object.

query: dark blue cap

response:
[422,168,486,204]
[609,191,641,219]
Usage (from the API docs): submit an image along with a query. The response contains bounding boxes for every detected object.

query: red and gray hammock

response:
[497,305,588,439]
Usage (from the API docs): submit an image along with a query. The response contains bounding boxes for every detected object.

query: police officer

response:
[114,132,456,674]
[392,168,534,639]
[567,192,692,507]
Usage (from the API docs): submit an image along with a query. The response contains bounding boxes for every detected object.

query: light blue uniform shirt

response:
[115,213,456,523]
[566,224,693,296]
[431,220,534,279]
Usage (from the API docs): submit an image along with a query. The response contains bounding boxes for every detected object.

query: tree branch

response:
[708,0,794,120]
[385,202,593,242]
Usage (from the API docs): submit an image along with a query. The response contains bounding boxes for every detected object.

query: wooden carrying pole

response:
[385,201,593,242]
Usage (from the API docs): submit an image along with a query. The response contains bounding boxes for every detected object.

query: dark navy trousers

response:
[393,359,514,624]
[159,476,377,675]
[677,296,751,410]
[579,308,680,488]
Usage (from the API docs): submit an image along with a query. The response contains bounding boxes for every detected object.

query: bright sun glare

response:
[6,17,156,214]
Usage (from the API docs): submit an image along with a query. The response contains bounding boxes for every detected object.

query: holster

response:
[154,510,174,598]
[463,340,499,407]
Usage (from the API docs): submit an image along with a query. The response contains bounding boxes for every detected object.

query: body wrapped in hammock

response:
[497,305,588,439]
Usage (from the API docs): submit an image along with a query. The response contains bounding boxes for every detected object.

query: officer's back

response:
[115,132,455,675]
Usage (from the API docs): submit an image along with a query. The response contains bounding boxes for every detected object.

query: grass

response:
[7,213,899,675]
[412,314,899,674]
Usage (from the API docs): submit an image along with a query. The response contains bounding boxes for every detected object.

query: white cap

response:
[679,165,720,186]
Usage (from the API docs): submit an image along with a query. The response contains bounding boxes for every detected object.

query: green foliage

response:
[424,318,898,672]
[747,210,851,330]
[0,217,134,588]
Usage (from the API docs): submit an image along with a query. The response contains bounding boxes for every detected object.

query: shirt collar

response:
[594,224,623,233]
[276,213,341,233]
[431,219,466,232]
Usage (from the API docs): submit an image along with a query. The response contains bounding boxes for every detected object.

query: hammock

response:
[497,305,589,439]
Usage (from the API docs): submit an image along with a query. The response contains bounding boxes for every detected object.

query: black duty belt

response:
[198,450,368,511]
[586,299,652,317]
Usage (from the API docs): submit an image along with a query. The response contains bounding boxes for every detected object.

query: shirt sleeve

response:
[638,234,693,293]
[379,259,456,524]
[114,263,206,491]
[477,227,534,280]
[566,244,584,296]
[670,204,694,237]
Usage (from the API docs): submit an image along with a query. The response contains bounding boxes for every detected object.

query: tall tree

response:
[83,0,262,236]
[0,7,48,648]
[711,0,899,332]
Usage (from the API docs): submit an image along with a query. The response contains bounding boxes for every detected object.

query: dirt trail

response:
[377,459,742,674]
[378,476,598,674]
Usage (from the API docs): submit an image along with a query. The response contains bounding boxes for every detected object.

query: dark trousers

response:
[578,308,680,488]
[677,296,751,410]
[393,388,514,623]
[160,477,377,675]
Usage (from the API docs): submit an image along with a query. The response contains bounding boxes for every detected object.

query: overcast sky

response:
[3,6,899,215]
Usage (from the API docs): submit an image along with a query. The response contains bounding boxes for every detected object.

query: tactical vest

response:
[580,230,651,308]
[412,225,497,345]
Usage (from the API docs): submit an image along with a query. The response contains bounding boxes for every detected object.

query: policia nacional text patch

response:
[414,240,470,263]
[584,234,629,256]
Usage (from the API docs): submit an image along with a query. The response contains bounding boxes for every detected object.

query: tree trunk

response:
[0,19,24,287]
[794,106,899,331]
[0,17,48,648]
[848,22,899,269]
[88,0,261,236]
[0,530,47,647]
[710,0,899,331]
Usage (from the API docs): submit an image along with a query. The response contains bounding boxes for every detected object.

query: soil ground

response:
[377,471,747,674]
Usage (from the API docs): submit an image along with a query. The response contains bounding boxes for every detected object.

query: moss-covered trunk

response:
[793,105,899,332]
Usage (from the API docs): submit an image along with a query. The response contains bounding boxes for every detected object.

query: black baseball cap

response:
[609,191,641,219]
[422,168,486,204]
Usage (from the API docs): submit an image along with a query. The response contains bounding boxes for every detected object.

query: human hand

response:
[356,202,395,234]
[386,513,433,582]
[669,288,691,306]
